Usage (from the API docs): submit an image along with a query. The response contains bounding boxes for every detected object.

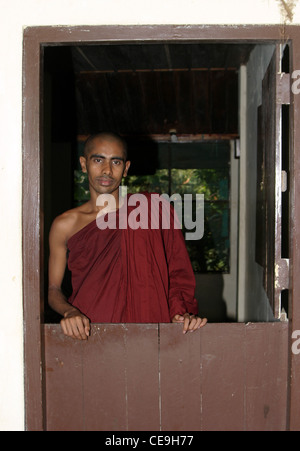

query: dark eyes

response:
[93,159,121,165]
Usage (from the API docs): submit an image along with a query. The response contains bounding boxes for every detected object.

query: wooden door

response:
[44,322,289,431]
[256,44,290,319]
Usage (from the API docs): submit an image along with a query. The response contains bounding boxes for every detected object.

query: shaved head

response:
[83,132,128,161]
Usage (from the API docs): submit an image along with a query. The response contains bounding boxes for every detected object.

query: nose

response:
[101,160,113,176]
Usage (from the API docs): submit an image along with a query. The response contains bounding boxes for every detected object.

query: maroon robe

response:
[67,193,198,323]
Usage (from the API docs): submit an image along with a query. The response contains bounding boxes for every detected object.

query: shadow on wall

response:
[195,274,228,322]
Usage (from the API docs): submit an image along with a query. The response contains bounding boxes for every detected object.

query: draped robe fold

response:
[67,193,198,323]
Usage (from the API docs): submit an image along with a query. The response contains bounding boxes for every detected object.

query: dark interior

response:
[44,43,254,139]
[42,42,254,322]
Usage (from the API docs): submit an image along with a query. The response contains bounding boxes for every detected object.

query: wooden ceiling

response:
[44,43,254,140]
[70,43,254,73]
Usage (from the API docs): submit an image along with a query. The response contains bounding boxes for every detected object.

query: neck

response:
[89,187,125,213]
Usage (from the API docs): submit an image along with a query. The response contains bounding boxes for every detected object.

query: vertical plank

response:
[261,46,283,317]
[289,27,300,432]
[245,322,288,431]
[44,325,84,431]
[23,29,44,432]
[159,323,201,431]
[201,324,245,431]
[126,324,160,430]
[82,325,127,431]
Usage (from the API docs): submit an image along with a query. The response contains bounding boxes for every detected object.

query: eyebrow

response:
[89,153,125,162]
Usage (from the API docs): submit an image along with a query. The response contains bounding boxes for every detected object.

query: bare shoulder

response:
[49,202,96,245]
[49,207,84,244]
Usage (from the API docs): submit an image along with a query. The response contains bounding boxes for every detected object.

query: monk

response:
[48,132,207,340]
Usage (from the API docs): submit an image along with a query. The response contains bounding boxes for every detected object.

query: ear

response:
[123,160,131,178]
[79,156,87,173]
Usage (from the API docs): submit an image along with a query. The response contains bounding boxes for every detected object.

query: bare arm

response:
[161,201,207,333]
[48,216,90,340]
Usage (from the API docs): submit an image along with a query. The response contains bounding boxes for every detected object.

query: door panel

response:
[257,45,290,318]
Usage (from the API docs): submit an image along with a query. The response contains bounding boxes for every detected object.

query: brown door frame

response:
[23,24,300,431]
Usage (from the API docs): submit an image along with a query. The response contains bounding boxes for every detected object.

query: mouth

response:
[96,177,114,187]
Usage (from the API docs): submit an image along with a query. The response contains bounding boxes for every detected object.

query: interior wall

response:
[238,44,277,322]
[196,140,239,322]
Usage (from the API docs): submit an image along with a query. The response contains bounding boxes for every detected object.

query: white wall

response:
[0,0,299,432]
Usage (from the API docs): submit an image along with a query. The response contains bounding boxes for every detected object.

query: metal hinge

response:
[276,258,290,322]
[275,258,290,291]
[282,170,288,192]
[277,73,291,105]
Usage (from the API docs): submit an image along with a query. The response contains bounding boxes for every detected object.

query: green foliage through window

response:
[125,168,230,273]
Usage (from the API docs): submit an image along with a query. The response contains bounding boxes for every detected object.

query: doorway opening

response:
[42,41,289,323]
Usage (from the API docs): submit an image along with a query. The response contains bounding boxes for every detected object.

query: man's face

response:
[80,138,131,198]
